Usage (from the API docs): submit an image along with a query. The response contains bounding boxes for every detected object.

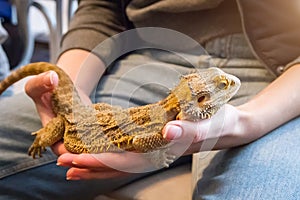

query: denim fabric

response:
[192,34,300,199]
[193,116,300,200]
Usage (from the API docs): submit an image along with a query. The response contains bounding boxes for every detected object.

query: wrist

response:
[212,104,257,148]
[235,104,264,144]
[56,49,106,97]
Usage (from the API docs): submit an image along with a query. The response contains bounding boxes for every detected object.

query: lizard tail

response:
[0,62,70,95]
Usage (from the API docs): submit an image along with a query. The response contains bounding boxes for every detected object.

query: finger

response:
[56,153,74,167]
[66,167,129,180]
[57,153,128,179]
[80,152,153,172]
[57,153,108,168]
[25,71,59,99]
[51,141,69,156]
[72,154,108,168]
[68,153,147,169]
[58,152,154,173]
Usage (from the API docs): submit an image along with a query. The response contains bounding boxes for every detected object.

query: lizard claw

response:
[162,153,176,168]
[28,144,46,158]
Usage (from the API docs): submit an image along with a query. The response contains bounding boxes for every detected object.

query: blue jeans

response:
[191,34,300,199]
[194,116,300,199]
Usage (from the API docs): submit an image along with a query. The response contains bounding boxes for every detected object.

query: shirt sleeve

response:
[59,0,127,58]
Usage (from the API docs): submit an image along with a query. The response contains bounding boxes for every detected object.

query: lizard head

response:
[175,67,241,121]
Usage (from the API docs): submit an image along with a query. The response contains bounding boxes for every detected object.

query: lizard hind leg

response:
[28,115,65,158]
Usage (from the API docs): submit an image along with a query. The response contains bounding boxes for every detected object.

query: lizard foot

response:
[27,130,47,158]
[27,116,65,158]
[144,148,176,169]
[28,143,46,158]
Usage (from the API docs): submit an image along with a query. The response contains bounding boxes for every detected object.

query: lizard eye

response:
[217,80,228,89]
[215,75,229,90]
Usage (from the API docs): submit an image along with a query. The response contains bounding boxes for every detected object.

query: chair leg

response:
[10,0,34,67]
[10,0,73,65]
[32,1,60,63]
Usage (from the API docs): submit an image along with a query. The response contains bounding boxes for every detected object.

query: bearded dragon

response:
[0,62,240,168]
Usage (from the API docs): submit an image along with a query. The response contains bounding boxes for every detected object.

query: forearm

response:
[56,1,125,98]
[56,49,106,98]
[238,64,300,141]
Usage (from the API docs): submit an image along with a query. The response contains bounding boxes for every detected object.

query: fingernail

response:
[56,162,62,166]
[72,161,79,165]
[66,176,81,181]
[42,72,53,88]
[164,125,182,140]
[45,71,58,87]
[50,71,59,85]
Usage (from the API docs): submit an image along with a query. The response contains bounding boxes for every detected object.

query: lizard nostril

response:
[230,80,235,86]
[198,96,206,103]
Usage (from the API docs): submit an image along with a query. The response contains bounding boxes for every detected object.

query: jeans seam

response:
[0,154,57,179]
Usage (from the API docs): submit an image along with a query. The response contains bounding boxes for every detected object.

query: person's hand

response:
[25,71,69,154]
[163,104,256,155]
[25,71,91,155]
[56,151,159,180]
[25,71,58,126]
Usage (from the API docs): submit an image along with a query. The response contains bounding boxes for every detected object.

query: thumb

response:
[25,71,59,125]
[163,120,210,143]
[25,71,59,99]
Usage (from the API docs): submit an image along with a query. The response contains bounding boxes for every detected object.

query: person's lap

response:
[193,116,300,199]
[193,34,299,199]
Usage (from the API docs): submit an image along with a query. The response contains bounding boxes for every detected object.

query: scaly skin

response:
[0,62,240,168]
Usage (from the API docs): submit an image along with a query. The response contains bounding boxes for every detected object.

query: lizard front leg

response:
[28,115,65,158]
[132,133,176,168]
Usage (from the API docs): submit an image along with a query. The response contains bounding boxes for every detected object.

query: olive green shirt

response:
[61,0,300,76]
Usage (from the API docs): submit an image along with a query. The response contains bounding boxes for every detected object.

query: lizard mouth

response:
[176,104,218,121]
[196,104,218,120]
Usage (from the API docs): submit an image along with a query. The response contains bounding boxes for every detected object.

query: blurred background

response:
[2,0,77,66]
[0,0,77,94]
